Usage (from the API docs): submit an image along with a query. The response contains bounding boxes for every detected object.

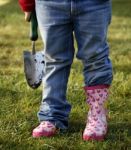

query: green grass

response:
[0,0,131,149]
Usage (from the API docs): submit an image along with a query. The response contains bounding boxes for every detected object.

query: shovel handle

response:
[30,10,38,41]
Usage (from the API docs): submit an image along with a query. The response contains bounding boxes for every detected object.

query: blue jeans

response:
[35,0,113,129]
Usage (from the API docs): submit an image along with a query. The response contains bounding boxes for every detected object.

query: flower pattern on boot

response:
[32,121,58,138]
[83,87,109,141]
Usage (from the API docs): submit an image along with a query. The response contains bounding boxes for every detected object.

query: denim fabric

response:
[35,0,113,129]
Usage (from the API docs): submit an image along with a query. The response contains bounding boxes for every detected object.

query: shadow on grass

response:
[0,140,19,150]
[113,65,131,75]
[112,0,131,18]
[0,86,41,103]
[107,122,131,142]
[109,39,131,47]
[0,87,23,101]
[0,0,21,15]
[68,119,85,133]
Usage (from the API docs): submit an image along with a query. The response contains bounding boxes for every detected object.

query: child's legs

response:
[74,0,113,86]
[73,1,112,140]
[35,0,74,129]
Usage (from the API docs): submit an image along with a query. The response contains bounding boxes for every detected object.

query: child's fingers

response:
[24,12,31,22]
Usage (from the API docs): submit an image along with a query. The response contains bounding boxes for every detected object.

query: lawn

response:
[0,0,131,149]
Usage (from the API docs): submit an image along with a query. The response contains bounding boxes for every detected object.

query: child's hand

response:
[24,12,31,22]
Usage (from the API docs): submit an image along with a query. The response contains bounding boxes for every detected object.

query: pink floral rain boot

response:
[83,85,109,141]
[32,121,58,138]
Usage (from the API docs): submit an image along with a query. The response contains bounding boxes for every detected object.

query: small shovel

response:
[23,11,44,89]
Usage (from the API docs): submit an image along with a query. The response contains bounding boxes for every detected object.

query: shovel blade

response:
[23,50,42,89]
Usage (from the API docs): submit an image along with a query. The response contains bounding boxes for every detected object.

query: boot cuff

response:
[84,85,110,90]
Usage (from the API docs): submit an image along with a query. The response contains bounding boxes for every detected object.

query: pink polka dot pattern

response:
[83,87,109,141]
[32,121,57,138]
